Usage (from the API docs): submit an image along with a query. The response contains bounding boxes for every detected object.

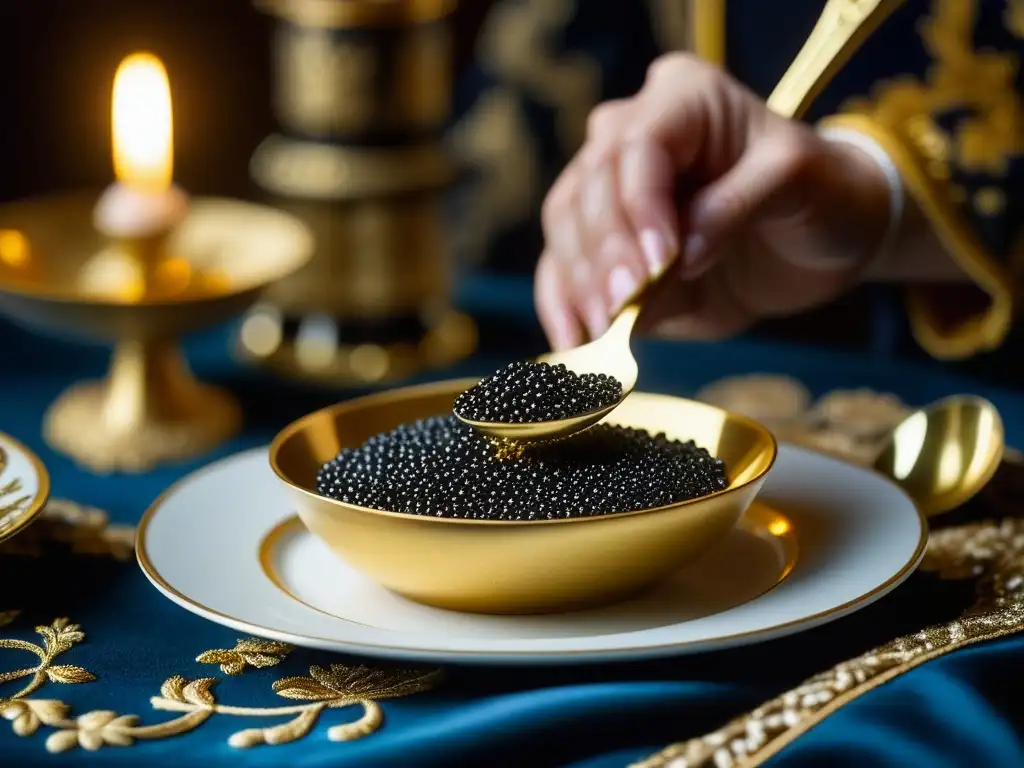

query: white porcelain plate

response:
[138,444,927,665]
[0,432,50,544]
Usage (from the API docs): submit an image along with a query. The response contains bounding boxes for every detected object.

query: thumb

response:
[681,135,806,278]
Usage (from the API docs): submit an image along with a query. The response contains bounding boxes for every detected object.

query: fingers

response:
[640,260,756,341]
[536,52,775,344]
[576,153,648,316]
[534,250,583,351]
[684,130,807,277]
[542,99,647,341]
[618,139,679,278]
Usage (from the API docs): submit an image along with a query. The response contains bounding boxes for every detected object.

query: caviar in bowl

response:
[269,378,777,615]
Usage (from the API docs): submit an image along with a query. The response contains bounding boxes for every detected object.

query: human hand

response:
[534,53,892,350]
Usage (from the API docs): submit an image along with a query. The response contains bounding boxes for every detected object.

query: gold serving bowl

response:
[270,378,777,614]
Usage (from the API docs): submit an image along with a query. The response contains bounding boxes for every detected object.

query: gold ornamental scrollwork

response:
[256,0,455,29]
[250,135,453,200]
[272,16,451,138]
[274,27,379,136]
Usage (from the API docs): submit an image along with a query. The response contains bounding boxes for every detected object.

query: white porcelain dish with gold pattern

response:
[137,444,926,665]
[0,432,51,544]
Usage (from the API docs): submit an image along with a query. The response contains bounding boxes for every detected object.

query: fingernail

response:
[683,233,707,268]
[607,264,640,312]
[639,229,670,277]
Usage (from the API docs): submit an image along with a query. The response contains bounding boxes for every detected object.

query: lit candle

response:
[93,52,189,239]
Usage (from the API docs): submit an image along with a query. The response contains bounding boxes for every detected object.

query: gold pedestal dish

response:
[0,193,313,473]
[270,379,777,615]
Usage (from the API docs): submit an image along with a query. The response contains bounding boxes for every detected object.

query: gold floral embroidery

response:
[196,638,293,676]
[0,618,97,739]
[0,499,135,561]
[0,615,442,754]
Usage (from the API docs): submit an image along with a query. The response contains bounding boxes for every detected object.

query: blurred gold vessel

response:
[270,379,777,615]
[239,0,476,386]
[0,193,313,473]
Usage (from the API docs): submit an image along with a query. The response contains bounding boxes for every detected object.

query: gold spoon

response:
[457,303,642,443]
[458,0,898,444]
[872,395,1005,518]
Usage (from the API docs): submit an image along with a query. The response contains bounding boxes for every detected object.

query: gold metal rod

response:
[767,0,905,119]
[691,0,726,65]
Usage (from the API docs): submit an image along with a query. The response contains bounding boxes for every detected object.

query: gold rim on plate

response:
[256,503,801,626]
[0,432,51,544]
[135,443,928,659]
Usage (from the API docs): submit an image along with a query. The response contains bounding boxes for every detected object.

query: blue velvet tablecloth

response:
[1,274,1023,767]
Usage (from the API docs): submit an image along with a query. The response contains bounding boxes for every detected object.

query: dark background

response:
[0,0,884,352]
[0,0,491,200]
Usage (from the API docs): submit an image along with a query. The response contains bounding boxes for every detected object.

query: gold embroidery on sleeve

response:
[821,0,1023,358]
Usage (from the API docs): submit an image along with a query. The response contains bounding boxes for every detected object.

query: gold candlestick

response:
[0,193,312,473]
[0,53,313,473]
[238,0,475,386]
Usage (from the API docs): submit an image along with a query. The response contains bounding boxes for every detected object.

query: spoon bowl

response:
[456,305,641,443]
[872,395,1004,517]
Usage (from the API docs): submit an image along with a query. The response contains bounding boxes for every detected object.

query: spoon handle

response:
[767,0,901,119]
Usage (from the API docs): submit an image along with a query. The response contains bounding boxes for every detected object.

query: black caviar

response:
[317,415,728,520]
[453,361,622,423]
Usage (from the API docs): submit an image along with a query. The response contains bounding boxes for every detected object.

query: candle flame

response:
[111,52,174,192]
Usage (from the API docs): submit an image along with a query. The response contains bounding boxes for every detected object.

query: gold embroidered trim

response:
[635,519,1024,768]
[821,0,1024,358]
[0,614,442,754]
[821,113,1014,359]
[638,381,1024,767]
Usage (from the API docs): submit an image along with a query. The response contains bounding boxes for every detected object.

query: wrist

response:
[816,127,902,276]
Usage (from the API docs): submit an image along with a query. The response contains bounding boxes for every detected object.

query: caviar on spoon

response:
[455,303,642,443]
